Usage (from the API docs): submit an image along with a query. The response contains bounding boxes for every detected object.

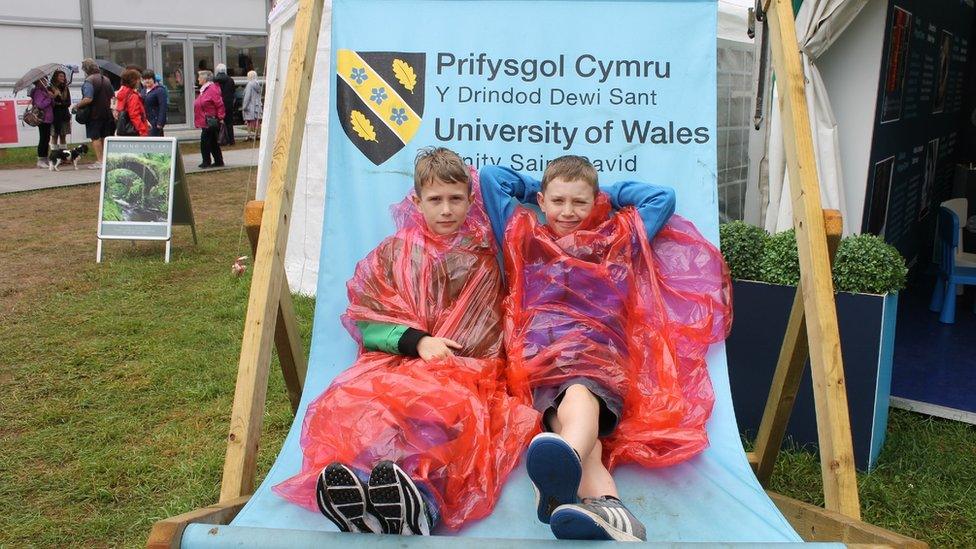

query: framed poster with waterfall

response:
[96,137,197,263]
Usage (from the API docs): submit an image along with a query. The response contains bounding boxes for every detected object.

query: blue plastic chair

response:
[929,206,976,323]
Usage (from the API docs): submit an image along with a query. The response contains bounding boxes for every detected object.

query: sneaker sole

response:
[368,461,430,535]
[550,505,642,542]
[526,433,582,524]
[316,463,379,534]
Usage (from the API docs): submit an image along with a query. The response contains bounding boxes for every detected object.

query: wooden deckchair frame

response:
[148,0,926,547]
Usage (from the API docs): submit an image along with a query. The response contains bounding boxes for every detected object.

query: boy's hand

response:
[417,336,462,361]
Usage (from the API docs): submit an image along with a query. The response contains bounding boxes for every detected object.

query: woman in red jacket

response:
[115,69,149,137]
[193,70,226,168]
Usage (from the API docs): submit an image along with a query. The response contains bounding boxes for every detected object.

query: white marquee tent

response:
[257,0,758,295]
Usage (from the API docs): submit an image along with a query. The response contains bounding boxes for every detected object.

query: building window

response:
[94,30,147,70]
[225,34,267,76]
[716,40,756,222]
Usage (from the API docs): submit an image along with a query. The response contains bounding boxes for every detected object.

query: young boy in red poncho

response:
[480,156,731,542]
[274,147,536,535]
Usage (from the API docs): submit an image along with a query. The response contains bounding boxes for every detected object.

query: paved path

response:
[0,146,259,194]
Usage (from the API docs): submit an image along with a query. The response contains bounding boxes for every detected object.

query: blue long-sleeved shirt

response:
[141,85,168,129]
[478,165,676,248]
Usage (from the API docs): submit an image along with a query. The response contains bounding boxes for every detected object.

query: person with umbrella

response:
[29,77,54,168]
[11,63,71,96]
[49,69,72,152]
[73,58,116,169]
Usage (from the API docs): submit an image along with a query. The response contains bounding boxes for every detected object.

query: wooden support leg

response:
[244,200,308,414]
[766,0,860,519]
[146,496,250,549]
[752,211,842,484]
[219,0,323,503]
[768,492,928,548]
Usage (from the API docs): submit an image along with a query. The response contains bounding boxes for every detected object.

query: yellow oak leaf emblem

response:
[350,110,377,142]
[392,59,417,93]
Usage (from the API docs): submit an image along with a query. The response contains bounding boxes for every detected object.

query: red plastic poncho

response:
[503,194,732,469]
[273,172,537,529]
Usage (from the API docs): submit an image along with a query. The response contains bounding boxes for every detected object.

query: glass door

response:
[158,41,187,126]
[153,35,222,128]
[191,41,219,99]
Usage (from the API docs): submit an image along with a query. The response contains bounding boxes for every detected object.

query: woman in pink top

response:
[193,70,225,168]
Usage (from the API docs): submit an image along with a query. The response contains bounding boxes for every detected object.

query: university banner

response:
[319,0,717,308]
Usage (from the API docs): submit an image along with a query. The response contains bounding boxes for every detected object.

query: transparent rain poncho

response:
[503,194,732,468]
[274,172,537,529]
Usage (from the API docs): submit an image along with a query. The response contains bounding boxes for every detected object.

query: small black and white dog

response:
[48,144,89,171]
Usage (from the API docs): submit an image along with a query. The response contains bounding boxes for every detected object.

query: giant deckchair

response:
[150,0,925,546]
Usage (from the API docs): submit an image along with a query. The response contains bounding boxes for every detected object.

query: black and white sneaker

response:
[367,460,432,535]
[525,432,582,523]
[316,462,385,534]
[550,496,647,542]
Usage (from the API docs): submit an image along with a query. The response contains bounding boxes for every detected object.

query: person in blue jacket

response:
[140,70,168,136]
[479,162,675,250]
[479,158,675,543]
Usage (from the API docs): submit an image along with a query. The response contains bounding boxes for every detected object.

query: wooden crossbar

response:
[244,201,307,414]
[751,210,843,483]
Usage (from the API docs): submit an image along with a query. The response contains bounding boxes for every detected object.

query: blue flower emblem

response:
[370,87,388,105]
[350,67,367,85]
[389,107,408,126]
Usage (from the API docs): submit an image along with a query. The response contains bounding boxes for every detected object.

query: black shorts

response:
[86,117,116,140]
[534,378,623,438]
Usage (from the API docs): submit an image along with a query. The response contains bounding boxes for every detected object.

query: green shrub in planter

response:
[832,234,907,294]
[719,221,768,281]
[759,228,800,286]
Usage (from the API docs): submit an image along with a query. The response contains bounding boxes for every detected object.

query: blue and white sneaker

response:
[550,496,647,542]
[316,462,385,533]
[525,432,582,523]
[367,460,433,535]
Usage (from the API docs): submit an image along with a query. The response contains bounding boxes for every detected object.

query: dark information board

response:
[864,0,974,265]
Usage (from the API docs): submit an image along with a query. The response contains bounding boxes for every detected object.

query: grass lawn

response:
[1,170,974,547]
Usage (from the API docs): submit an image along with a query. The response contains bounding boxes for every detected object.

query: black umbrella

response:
[95,59,124,89]
[12,63,68,95]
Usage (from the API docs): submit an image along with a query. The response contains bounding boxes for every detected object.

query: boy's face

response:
[537,177,596,236]
[412,177,473,235]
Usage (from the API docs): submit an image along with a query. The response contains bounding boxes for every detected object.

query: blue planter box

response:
[726,280,898,470]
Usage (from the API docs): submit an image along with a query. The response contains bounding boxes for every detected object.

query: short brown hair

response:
[413,147,470,195]
[541,155,598,195]
[121,69,142,89]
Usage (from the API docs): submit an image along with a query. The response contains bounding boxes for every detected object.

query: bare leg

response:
[578,439,617,499]
[549,385,619,499]
[92,138,104,162]
[553,384,599,458]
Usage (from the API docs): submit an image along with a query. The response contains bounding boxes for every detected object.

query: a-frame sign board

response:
[148,0,925,547]
[95,137,197,264]
[171,153,199,249]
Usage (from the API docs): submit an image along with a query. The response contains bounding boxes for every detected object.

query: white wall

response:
[0,27,84,82]
[817,0,887,233]
[0,1,81,20]
[0,21,86,148]
[92,0,266,32]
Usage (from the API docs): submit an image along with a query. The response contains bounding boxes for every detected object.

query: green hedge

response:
[719,222,908,295]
